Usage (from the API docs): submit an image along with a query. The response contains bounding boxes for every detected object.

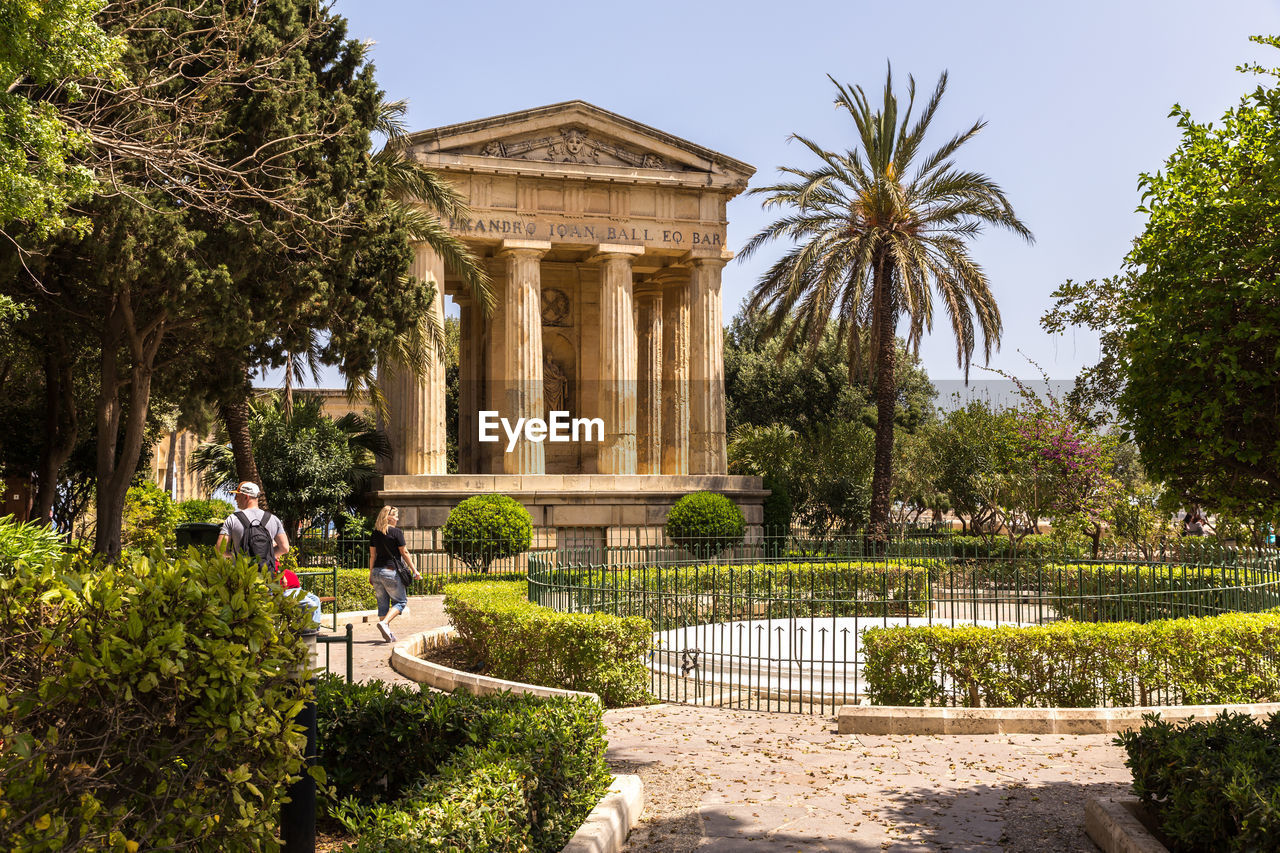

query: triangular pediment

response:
[406,101,754,186]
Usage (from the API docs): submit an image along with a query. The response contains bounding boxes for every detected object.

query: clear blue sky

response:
[286,1,1279,387]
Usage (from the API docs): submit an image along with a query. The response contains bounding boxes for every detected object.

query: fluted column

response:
[660,272,690,474]
[457,297,477,474]
[378,243,447,475]
[635,288,663,474]
[498,240,549,474]
[689,256,727,474]
[593,244,643,474]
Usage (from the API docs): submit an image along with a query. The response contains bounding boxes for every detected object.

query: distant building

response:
[146,389,369,499]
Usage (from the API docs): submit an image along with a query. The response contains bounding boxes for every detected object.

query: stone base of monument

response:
[369,473,766,538]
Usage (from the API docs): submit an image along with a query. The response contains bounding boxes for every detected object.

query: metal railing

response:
[314,623,354,683]
[527,533,1280,713]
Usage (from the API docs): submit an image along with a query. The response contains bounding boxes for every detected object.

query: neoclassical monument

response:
[373,102,766,537]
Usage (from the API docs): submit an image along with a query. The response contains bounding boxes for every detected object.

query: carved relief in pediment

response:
[464,127,671,170]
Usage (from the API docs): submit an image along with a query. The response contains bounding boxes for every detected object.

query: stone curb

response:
[390,626,602,704]
[330,608,378,625]
[836,701,1280,735]
[1085,797,1169,853]
[560,774,644,853]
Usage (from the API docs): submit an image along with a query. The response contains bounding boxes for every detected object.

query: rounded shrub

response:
[665,491,746,559]
[442,494,533,573]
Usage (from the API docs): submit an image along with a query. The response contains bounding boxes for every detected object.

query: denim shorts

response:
[371,567,408,619]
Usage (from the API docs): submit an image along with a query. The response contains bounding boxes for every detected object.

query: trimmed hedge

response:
[445,581,652,707]
[863,612,1280,707]
[551,561,932,628]
[315,678,610,853]
[1049,563,1280,622]
[1116,711,1280,852]
[0,547,312,851]
[300,567,526,612]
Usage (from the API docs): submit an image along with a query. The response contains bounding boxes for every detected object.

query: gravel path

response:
[332,598,1131,850]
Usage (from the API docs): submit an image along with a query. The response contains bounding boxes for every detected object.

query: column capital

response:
[498,239,551,257]
[588,243,645,262]
[681,249,733,267]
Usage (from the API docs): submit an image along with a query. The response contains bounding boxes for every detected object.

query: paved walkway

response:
[319,594,448,686]
[333,596,1131,850]
[606,705,1128,852]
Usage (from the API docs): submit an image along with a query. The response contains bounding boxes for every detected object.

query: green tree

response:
[1117,36,1280,518]
[0,0,121,237]
[724,309,935,434]
[729,420,875,541]
[3,0,424,557]
[192,394,387,540]
[741,69,1032,539]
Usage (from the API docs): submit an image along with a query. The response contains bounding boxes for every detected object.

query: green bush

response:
[863,613,1280,707]
[665,491,746,558]
[442,495,533,573]
[334,753,533,853]
[121,480,181,552]
[314,678,610,853]
[0,549,313,851]
[1117,711,1280,852]
[445,581,651,707]
[175,497,235,525]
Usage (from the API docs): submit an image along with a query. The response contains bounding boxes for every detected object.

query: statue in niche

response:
[544,354,569,413]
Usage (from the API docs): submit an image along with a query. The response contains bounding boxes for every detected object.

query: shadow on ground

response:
[614,774,1130,852]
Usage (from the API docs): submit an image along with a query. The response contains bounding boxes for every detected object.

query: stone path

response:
[332,596,1132,850]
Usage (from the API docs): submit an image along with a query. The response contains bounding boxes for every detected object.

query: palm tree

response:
[740,68,1033,539]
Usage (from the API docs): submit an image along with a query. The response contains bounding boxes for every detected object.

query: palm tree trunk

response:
[868,273,897,544]
[220,396,261,490]
[283,356,294,421]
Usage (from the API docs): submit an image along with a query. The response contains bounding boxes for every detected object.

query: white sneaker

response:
[377,621,393,643]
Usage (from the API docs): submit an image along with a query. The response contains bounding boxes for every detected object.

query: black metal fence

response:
[527,532,1280,713]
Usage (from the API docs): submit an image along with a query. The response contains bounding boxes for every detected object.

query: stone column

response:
[660,272,690,475]
[457,297,477,474]
[497,240,550,474]
[635,288,663,475]
[378,243,447,475]
[592,244,643,474]
[688,256,727,474]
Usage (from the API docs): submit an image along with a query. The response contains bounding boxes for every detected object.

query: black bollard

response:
[283,631,318,853]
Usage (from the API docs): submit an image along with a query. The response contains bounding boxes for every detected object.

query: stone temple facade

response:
[371,101,766,540]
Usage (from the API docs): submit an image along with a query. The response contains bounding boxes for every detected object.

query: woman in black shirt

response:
[368,505,419,642]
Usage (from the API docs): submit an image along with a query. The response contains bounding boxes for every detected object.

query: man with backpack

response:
[216,481,290,569]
